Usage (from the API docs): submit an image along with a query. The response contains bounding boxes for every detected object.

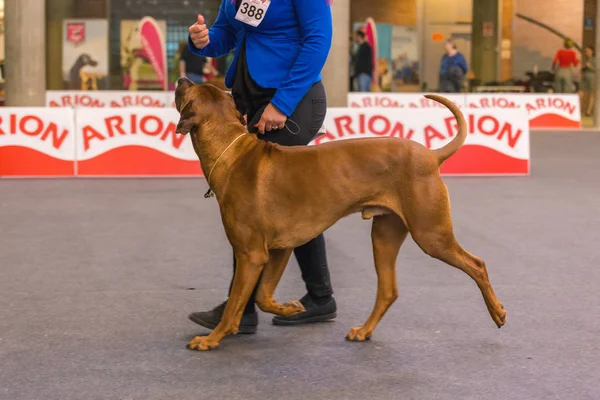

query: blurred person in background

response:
[352,30,373,92]
[438,40,467,93]
[552,38,579,93]
[349,35,355,91]
[186,0,337,334]
[202,57,220,82]
[179,40,208,84]
[579,46,595,117]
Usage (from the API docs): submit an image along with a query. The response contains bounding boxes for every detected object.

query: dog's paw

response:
[187,335,220,351]
[282,300,306,316]
[345,327,372,342]
[493,305,507,329]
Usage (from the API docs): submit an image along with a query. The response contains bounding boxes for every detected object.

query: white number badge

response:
[235,0,270,27]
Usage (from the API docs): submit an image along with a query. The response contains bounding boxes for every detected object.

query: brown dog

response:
[175,77,507,351]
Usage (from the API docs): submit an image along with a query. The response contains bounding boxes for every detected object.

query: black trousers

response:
[229,81,334,313]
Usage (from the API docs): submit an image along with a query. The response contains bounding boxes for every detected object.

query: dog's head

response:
[174,77,245,136]
[78,53,98,67]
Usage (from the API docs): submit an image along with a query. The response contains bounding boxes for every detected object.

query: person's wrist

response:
[269,102,286,117]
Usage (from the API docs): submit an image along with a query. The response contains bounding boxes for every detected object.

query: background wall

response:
[422,0,473,90]
[582,0,597,50]
[513,0,584,79]
[351,0,417,25]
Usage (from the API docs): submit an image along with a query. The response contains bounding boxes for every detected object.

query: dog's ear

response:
[175,77,195,111]
[177,77,194,91]
[175,102,196,135]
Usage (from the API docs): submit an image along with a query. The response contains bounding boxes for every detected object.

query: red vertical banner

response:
[139,17,168,91]
[364,18,379,91]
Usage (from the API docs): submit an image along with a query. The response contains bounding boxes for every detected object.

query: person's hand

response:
[255,103,287,134]
[189,14,209,49]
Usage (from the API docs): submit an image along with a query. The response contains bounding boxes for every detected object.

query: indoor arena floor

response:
[1,131,599,400]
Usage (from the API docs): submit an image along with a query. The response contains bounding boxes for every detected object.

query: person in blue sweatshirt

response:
[439,40,468,93]
[186,0,337,334]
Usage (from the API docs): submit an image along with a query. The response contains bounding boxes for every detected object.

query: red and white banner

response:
[0,108,76,177]
[464,93,581,129]
[2,105,530,178]
[46,91,170,108]
[348,93,581,130]
[74,108,201,176]
[348,92,466,108]
[314,107,529,175]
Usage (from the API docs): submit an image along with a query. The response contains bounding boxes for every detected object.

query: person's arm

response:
[270,0,333,116]
[552,50,560,70]
[439,55,447,76]
[188,1,237,58]
[572,52,580,68]
[458,53,468,74]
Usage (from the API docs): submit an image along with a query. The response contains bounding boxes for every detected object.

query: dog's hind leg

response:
[408,179,507,328]
[187,250,268,351]
[255,249,306,317]
[346,213,408,342]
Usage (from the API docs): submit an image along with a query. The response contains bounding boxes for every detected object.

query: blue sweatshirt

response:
[188,0,333,116]
[439,53,468,77]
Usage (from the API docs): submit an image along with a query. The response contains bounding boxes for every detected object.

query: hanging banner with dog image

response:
[120,18,168,91]
[62,19,109,90]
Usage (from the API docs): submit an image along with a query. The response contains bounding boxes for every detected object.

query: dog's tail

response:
[424,94,467,165]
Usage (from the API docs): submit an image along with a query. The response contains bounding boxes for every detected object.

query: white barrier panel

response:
[348,92,467,108]
[74,107,201,176]
[315,107,529,175]
[1,105,530,177]
[347,92,581,130]
[47,90,582,130]
[46,91,171,108]
[464,93,581,129]
[0,107,76,177]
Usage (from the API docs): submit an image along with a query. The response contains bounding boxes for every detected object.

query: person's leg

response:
[565,69,575,93]
[357,73,371,92]
[186,72,205,84]
[557,68,568,93]
[438,77,450,93]
[553,70,562,93]
[294,234,333,300]
[259,82,337,324]
[364,74,373,92]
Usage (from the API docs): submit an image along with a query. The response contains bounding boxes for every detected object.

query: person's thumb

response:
[197,14,205,25]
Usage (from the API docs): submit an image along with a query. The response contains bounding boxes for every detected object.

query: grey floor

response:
[1,131,599,400]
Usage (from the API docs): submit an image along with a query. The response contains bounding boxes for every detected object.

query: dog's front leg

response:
[187,250,267,351]
[255,249,306,317]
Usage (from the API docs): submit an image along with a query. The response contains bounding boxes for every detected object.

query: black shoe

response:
[188,301,258,334]
[272,294,337,326]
